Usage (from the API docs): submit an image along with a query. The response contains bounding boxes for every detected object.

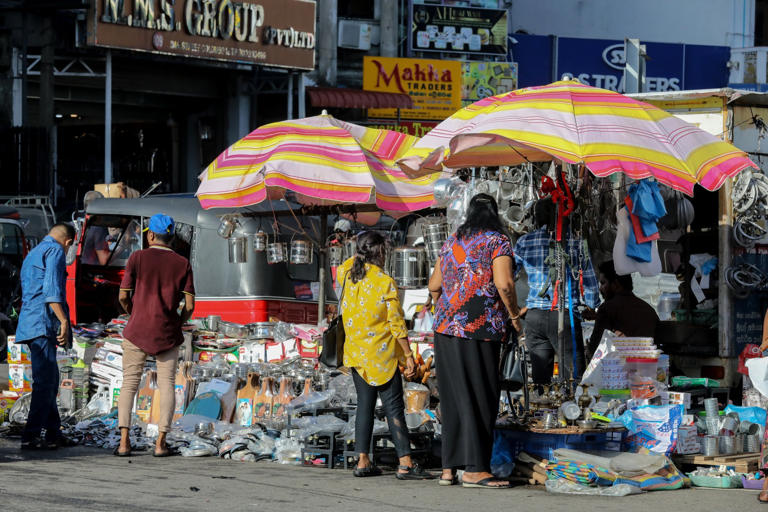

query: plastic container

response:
[492,429,624,461]
[626,357,658,399]
[741,476,765,490]
[688,473,740,488]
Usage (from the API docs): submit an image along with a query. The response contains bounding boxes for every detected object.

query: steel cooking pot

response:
[267,242,287,264]
[253,231,268,252]
[218,320,249,338]
[391,247,428,289]
[247,322,275,340]
[217,216,238,238]
[227,236,247,263]
[289,239,314,265]
[328,245,345,267]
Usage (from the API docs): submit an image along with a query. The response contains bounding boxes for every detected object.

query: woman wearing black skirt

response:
[428,194,522,489]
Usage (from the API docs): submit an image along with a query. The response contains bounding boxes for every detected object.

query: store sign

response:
[365,120,438,137]
[558,37,684,93]
[461,61,517,105]
[87,0,316,69]
[409,4,507,56]
[363,56,462,120]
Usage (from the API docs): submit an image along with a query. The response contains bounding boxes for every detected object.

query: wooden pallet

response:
[672,452,761,473]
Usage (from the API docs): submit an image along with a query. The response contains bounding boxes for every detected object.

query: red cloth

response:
[120,246,195,355]
[625,196,660,244]
[738,344,763,376]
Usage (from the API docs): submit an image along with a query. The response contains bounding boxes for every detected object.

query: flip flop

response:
[462,477,511,489]
[438,475,459,486]
[396,464,435,480]
[113,446,132,457]
[153,450,173,457]
[353,465,382,477]
[758,492,768,504]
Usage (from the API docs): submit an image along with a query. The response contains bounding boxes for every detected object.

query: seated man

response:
[586,260,659,360]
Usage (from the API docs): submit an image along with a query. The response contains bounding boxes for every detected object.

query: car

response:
[0,211,27,361]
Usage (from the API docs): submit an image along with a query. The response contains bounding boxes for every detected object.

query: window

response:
[81,215,142,266]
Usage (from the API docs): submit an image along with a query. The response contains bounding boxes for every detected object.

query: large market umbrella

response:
[398,80,756,195]
[196,112,442,213]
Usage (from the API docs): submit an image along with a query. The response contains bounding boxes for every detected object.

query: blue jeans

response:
[22,336,60,442]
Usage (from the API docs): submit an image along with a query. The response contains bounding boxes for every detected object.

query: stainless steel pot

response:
[253,231,268,252]
[228,236,247,263]
[391,247,428,289]
[247,322,275,339]
[329,245,345,267]
[289,239,314,264]
[421,219,449,263]
[343,239,357,259]
[267,242,287,264]
[218,320,249,338]
[217,216,237,238]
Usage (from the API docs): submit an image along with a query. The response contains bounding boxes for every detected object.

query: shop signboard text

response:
[363,56,462,120]
[410,4,507,56]
[89,0,316,69]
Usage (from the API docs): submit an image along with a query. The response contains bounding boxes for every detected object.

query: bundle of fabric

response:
[549,449,690,491]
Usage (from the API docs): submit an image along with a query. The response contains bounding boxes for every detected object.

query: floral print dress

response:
[337,258,408,386]
[433,230,514,341]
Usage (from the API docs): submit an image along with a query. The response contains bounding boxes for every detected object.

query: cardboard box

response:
[90,361,122,381]
[94,182,126,198]
[667,391,692,410]
[7,339,31,364]
[9,364,33,393]
[0,393,19,422]
[675,425,700,454]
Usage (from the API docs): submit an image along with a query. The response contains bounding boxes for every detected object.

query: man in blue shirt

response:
[514,200,600,384]
[15,223,75,449]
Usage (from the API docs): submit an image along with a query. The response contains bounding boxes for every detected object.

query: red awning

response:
[307,87,413,109]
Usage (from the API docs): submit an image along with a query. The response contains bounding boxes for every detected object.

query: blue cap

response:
[145,213,175,235]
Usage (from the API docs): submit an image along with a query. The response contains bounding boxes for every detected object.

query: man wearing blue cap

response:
[116,213,195,457]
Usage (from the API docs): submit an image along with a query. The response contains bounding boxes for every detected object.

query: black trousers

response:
[352,368,411,458]
[524,308,585,384]
[434,333,501,473]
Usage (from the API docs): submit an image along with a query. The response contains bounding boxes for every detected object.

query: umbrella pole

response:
[556,163,567,385]
[318,215,328,324]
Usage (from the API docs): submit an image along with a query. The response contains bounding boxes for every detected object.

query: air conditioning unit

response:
[338,19,371,51]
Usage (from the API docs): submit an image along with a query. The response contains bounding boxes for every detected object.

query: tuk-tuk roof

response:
[85,195,300,226]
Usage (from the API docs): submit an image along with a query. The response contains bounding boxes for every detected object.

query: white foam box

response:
[94,347,123,370]
[90,361,122,381]
[667,391,691,410]
[8,363,33,393]
[6,337,31,364]
[675,425,700,454]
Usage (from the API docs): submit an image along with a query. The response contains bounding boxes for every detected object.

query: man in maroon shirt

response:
[115,213,195,457]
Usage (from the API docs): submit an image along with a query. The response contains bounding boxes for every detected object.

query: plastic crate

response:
[688,473,740,488]
[492,429,623,462]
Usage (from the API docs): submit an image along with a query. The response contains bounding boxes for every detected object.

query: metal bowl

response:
[248,322,275,340]
[218,320,249,338]
[576,420,597,429]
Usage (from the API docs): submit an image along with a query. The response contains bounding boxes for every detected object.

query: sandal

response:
[21,438,49,451]
[758,492,768,504]
[396,464,435,480]
[439,470,459,486]
[353,465,382,477]
[462,477,511,489]
[113,446,132,457]
[153,449,173,457]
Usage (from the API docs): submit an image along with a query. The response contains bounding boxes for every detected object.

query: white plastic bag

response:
[613,208,661,277]
[580,331,619,387]
[413,311,434,333]
[746,357,768,399]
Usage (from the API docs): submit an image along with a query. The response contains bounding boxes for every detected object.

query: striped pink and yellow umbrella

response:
[196,113,443,212]
[398,80,756,195]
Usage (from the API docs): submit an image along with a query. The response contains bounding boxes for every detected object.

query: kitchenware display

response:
[228,236,248,263]
[267,242,287,264]
[205,315,220,331]
[391,246,428,289]
[253,231,268,252]
[289,239,314,265]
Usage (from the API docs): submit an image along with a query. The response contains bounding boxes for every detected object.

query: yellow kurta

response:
[337,258,408,386]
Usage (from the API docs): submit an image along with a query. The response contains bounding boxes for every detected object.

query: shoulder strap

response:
[337,271,350,303]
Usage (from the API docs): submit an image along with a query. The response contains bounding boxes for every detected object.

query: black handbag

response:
[319,274,349,368]
[500,332,527,392]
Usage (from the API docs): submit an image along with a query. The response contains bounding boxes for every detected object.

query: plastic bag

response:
[747,357,768,399]
[545,479,642,496]
[287,389,334,414]
[328,374,357,406]
[739,345,763,376]
[581,331,619,387]
[275,438,302,465]
[619,404,684,455]
[9,392,32,425]
[413,311,434,333]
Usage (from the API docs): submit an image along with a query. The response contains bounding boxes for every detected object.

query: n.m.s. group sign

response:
[88,0,316,69]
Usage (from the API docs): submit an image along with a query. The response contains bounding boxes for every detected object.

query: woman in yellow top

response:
[337,231,432,480]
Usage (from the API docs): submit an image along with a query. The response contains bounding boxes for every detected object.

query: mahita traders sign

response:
[88,0,316,69]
